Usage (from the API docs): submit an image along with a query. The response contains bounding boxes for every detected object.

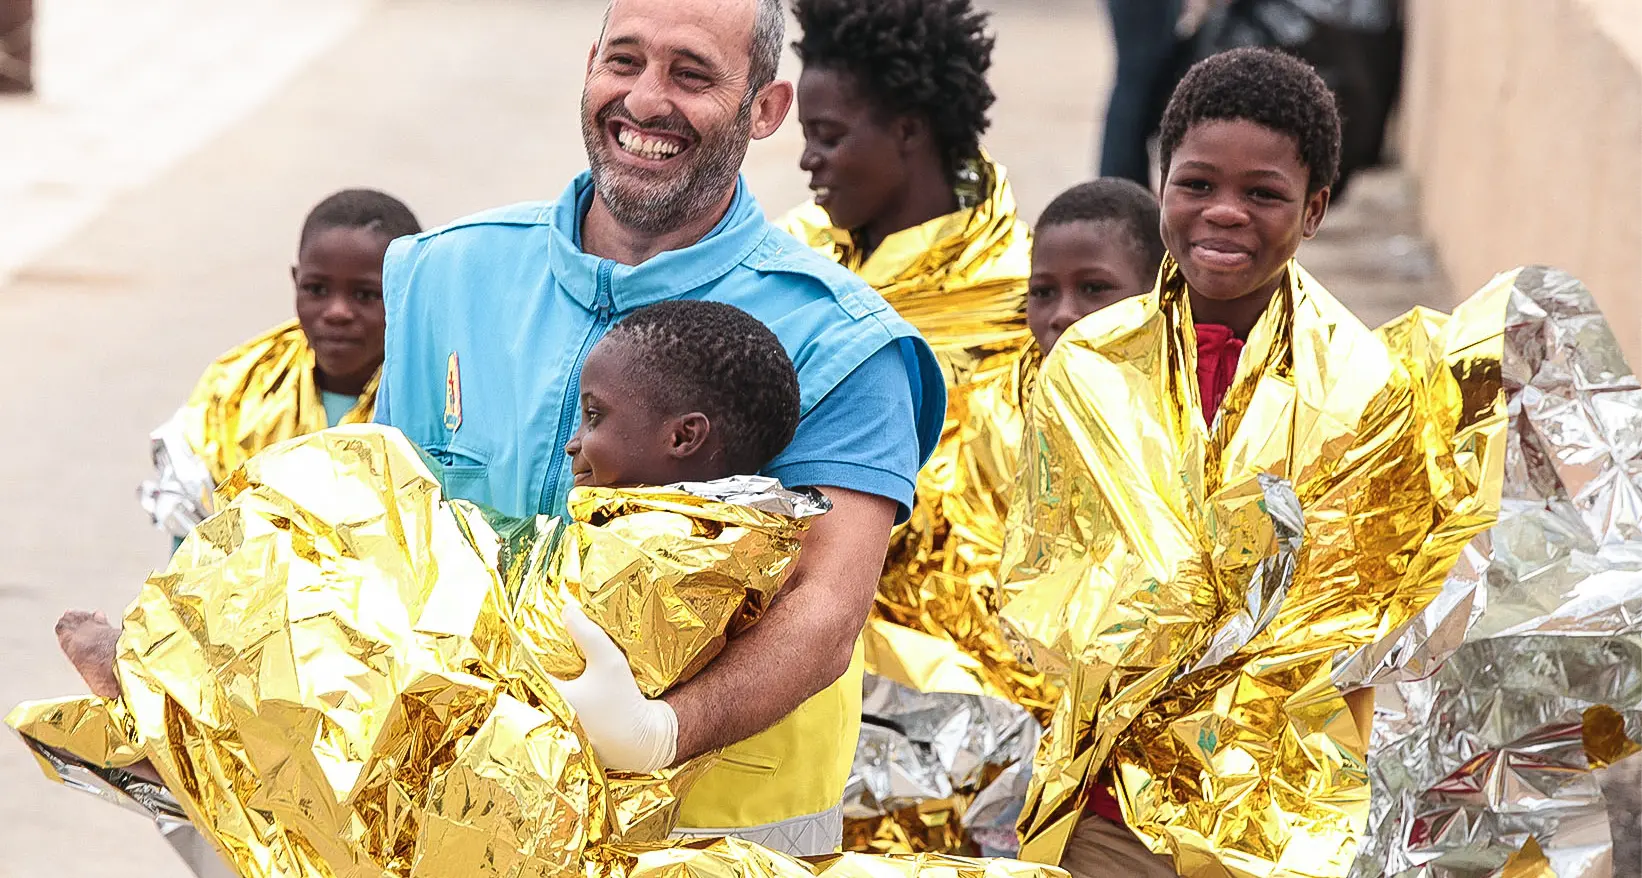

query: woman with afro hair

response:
[781,0,1049,853]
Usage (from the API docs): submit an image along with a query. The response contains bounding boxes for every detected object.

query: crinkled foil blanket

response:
[998,257,1511,876]
[843,675,1039,857]
[784,156,1055,721]
[997,263,1642,877]
[1351,268,1642,878]
[144,319,378,534]
[786,160,1049,859]
[7,426,1064,878]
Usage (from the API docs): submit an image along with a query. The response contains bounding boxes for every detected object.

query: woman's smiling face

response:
[796,65,912,235]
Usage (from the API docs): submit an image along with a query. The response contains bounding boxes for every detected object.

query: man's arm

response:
[663,485,895,763]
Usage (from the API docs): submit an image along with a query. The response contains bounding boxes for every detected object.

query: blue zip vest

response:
[379,170,944,520]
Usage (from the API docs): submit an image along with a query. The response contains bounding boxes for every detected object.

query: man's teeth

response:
[617,128,683,159]
[813,187,831,198]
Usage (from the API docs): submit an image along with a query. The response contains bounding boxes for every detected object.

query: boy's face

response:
[565,337,708,489]
[293,226,392,393]
[1027,220,1153,354]
[1160,119,1329,306]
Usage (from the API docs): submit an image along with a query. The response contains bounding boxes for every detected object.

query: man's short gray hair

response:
[747,0,785,92]
[601,0,785,93]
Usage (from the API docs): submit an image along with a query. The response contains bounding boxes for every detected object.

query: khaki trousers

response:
[1058,815,1179,878]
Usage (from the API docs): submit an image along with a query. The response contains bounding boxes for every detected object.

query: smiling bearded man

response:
[581,39,757,235]
[370,0,947,858]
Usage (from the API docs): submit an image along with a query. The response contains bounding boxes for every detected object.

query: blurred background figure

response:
[1191,0,1404,198]
[1097,0,1404,199]
[1096,0,1185,185]
[0,0,31,93]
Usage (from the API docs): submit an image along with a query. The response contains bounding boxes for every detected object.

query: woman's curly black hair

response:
[792,0,996,180]
[1159,47,1342,195]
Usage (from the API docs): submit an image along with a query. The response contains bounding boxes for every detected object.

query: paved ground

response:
[0,2,1444,876]
[0,0,377,287]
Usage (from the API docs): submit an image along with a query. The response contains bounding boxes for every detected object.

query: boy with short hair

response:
[59,299,805,748]
[141,189,423,543]
[564,300,801,493]
[63,190,424,704]
[1154,45,1339,422]
[1007,47,1374,878]
[40,300,824,876]
[551,299,808,776]
[1027,178,1165,354]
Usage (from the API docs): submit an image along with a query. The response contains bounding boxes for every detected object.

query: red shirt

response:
[1194,323,1244,425]
[1086,324,1244,824]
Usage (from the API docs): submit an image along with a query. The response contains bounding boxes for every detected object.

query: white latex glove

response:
[548,604,678,772]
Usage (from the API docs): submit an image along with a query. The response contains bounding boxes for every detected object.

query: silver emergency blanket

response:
[844,675,1039,856]
[666,475,832,518]
[1354,266,1642,878]
[138,408,213,539]
[20,738,233,878]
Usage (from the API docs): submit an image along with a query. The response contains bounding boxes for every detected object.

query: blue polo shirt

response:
[376,172,944,520]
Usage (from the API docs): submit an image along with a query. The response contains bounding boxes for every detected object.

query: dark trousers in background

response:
[1098,0,1181,185]
[0,0,32,94]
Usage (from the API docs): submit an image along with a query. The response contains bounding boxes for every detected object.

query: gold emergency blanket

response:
[783,156,1049,717]
[183,319,378,486]
[998,257,1507,876]
[8,426,821,878]
[600,835,1065,878]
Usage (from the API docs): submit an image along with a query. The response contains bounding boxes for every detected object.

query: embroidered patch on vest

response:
[444,352,462,432]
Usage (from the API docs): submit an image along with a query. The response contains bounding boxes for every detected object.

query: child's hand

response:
[54,610,122,700]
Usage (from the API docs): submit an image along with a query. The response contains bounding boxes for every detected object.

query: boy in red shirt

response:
[1012,47,1364,877]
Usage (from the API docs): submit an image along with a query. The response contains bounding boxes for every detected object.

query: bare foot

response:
[55,610,121,700]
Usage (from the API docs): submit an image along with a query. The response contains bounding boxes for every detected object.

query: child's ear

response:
[1301,186,1331,239]
[668,412,712,460]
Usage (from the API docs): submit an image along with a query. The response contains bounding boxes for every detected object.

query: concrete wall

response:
[1403,0,1642,360]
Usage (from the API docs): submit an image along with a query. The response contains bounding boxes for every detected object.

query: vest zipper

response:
[541,259,616,513]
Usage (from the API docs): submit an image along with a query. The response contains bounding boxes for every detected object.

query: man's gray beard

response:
[582,96,755,236]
